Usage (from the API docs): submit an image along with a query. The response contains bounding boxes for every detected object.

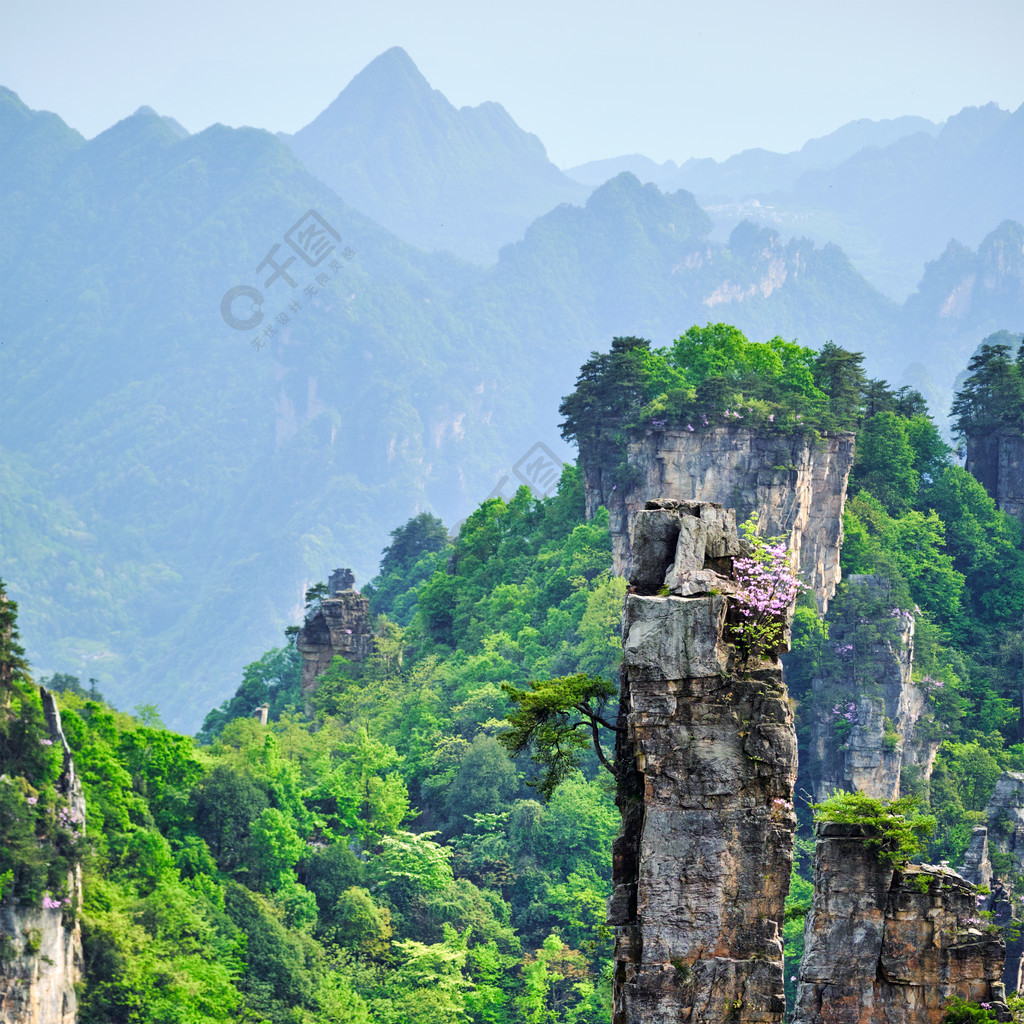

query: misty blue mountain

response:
[0,51,1021,730]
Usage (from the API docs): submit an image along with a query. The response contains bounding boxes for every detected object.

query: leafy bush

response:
[811,792,935,866]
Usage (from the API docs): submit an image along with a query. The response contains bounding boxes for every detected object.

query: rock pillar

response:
[610,500,798,1024]
[0,689,84,1024]
[795,822,1008,1023]
[808,575,939,803]
[296,570,374,703]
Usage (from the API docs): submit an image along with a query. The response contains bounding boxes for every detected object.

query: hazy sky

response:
[4,0,1022,167]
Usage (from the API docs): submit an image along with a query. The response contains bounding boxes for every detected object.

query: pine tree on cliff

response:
[951,338,1024,438]
[558,336,658,460]
[812,342,867,431]
[0,579,30,691]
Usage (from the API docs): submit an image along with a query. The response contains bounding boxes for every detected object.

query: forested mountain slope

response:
[1,80,1021,730]
[2,330,1022,1020]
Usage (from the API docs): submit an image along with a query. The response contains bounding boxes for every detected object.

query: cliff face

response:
[807,575,939,803]
[610,500,798,1024]
[966,431,1024,526]
[0,689,84,1024]
[795,823,1008,1024]
[959,773,1024,993]
[583,427,855,612]
[296,568,374,703]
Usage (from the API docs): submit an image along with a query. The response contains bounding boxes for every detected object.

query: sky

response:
[4,0,1023,168]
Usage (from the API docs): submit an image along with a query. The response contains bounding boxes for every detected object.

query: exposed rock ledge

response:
[582,427,855,612]
[794,822,1008,1024]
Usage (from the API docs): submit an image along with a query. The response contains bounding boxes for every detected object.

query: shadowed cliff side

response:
[807,574,940,803]
[610,499,798,1023]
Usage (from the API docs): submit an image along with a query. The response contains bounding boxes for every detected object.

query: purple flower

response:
[42,895,62,910]
[687,423,694,431]
[26,795,38,805]
[769,413,774,422]
[39,738,53,746]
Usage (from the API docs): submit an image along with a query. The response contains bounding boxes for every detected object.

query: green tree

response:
[500,675,620,798]
[951,336,1024,438]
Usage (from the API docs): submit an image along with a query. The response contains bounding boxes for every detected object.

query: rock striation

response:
[296,568,374,704]
[795,822,1008,1023]
[807,575,939,803]
[966,430,1024,527]
[582,426,855,612]
[0,689,85,1024]
[609,499,798,1024]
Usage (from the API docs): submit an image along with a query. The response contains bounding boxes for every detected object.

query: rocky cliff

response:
[807,575,939,803]
[296,568,374,703]
[583,427,855,612]
[795,822,1008,1023]
[959,773,1024,993]
[609,500,798,1024]
[966,430,1024,526]
[0,689,84,1024]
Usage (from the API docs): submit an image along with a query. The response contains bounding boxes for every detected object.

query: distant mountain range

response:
[282,47,587,264]
[569,103,1024,299]
[1,53,1021,730]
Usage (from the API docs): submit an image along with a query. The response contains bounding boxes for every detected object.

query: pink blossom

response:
[686,424,694,432]
[26,795,37,805]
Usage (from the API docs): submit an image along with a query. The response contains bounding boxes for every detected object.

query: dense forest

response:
[1,324,1023,1021]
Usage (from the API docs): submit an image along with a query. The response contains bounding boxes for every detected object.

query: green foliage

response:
[500,674,618,798]
[951,335,1024,439]
[812,792,935,866]
[942,997,1001,1024]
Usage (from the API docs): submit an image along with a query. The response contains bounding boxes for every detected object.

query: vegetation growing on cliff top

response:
[558,324,938,454]
[3,325,1023,1016]
[811,791,936,866]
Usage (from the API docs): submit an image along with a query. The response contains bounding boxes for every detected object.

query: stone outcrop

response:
[807,575,939,803]
[966,430,1024,527]
[610,500,798,1024]
[959,773,1024,993]
[583,426,855,612]
[296,568,374,703]
[0,689,84,1024]
[795,822,1008,1023]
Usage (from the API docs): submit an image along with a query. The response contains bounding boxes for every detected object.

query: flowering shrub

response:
[730,516,806,660]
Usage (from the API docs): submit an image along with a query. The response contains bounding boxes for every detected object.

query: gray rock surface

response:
[583,426,855,612]
[0,689,84,1024]
[612,501,797,1024]
[296,570,374,703]
[807,575,939,803]
[795,823,1008,1023]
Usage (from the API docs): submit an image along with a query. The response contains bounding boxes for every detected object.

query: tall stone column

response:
[609,500,798,1024]
[795,823,1008,1023]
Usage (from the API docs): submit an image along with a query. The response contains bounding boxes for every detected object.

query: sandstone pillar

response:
[610,500,798,1024]
[795,823,1008,1023]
